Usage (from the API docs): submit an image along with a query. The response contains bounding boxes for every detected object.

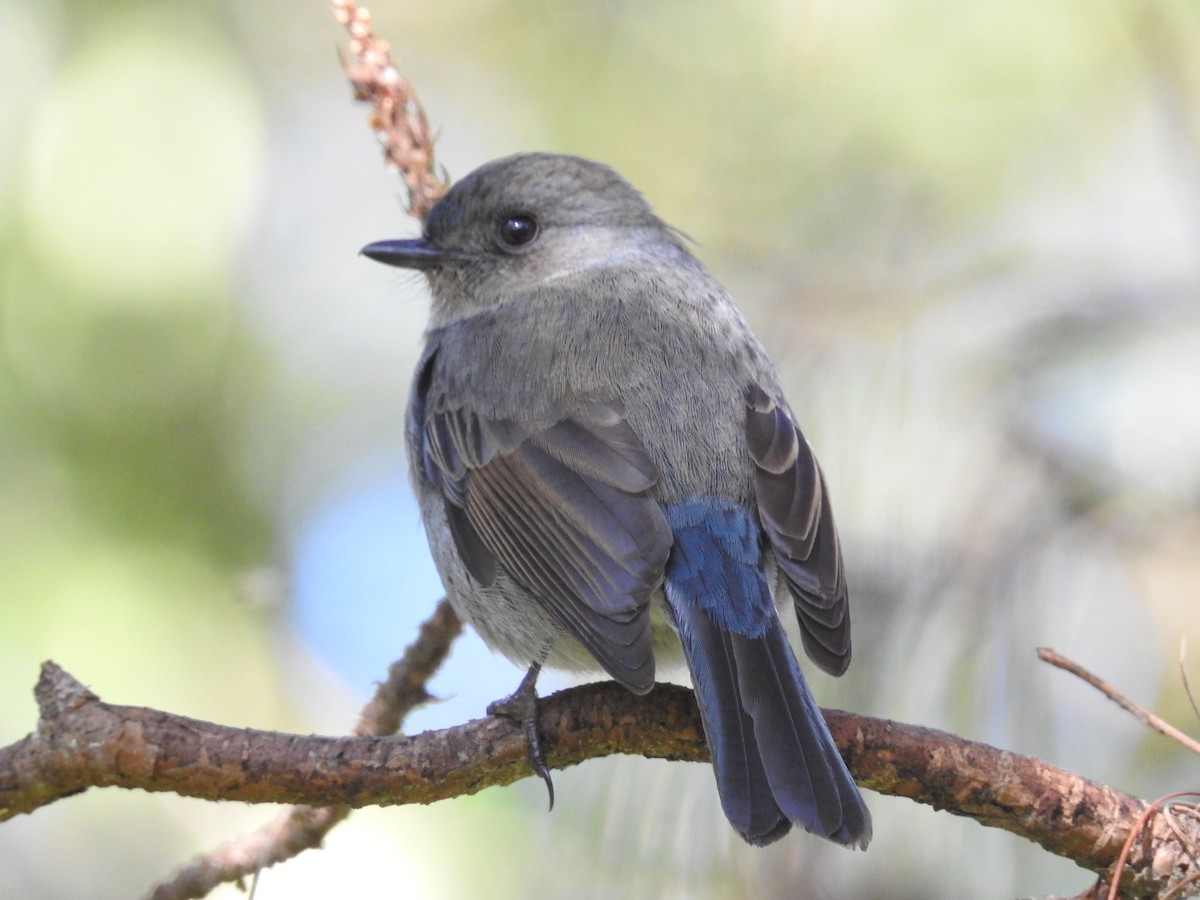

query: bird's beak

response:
[360,238,447,271]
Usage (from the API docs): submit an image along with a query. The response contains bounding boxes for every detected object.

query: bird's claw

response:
[487,662,555,810]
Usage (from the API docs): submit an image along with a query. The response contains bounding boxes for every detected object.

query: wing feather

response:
[416,352,672,692]
[746,384,852,676]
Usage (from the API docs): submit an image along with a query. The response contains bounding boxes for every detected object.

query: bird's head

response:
[362,153,686,324]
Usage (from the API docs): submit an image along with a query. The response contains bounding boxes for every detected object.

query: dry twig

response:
[1037,647,1200,757]
[333,0,446,218]
[1181,638,1200,724]
[142,599,461,900]
[1104,793,1200,900]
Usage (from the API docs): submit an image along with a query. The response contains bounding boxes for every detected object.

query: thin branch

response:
[1181,638,1200,725]
[1038,647,1200,756]
[2,661,1199,898]
[352,596,463,738]
[333,0,447,217]
[1105,793,1200,900]
[142,598,462,900]
[144,806,346,900]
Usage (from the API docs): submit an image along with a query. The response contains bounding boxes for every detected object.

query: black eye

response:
[498,214,538,248]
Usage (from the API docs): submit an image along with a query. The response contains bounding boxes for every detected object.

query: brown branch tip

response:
[1037,647,1200,758]
[333,0,447,219]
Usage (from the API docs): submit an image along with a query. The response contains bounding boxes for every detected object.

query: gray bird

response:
[362,153,871,848]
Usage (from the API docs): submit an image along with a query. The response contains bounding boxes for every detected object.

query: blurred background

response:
[2,1,1199,897]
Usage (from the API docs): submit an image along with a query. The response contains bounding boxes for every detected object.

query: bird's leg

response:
[487,661,554,809]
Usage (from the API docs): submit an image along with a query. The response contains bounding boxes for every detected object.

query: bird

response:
[362,152,871,848]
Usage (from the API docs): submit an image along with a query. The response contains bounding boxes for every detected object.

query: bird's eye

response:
[498,214,538,248]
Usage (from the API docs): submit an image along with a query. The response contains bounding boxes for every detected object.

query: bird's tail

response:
[663,501,871,848]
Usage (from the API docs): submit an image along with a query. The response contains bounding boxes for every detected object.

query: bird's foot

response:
[487,662,554,810]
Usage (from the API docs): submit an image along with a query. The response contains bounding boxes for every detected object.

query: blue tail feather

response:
[664,500,871,848]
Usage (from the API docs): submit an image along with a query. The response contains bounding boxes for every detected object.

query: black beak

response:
[360,238,446,271]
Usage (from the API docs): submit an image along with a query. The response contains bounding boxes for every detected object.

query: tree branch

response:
[141,597,462,900]
[136,600,458,900]
[1038,647,1200,757]
[1,659,1197,898]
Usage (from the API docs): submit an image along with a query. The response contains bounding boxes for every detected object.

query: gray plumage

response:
[363,152,871,848]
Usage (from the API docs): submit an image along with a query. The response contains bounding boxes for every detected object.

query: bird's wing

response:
[744,384,851,676]
[414,349,673,693]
